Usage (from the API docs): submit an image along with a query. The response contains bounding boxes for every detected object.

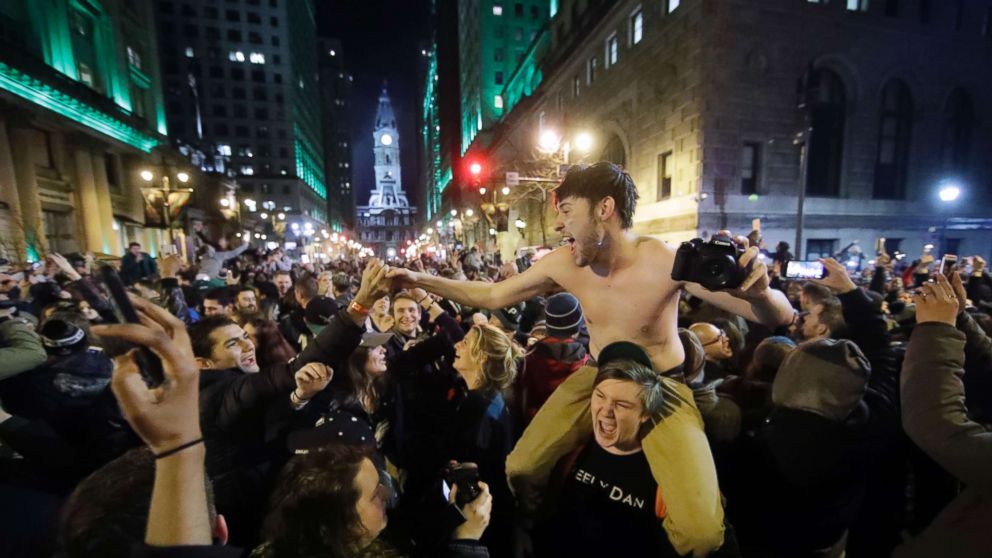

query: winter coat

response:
[895,322,992,558]
[0,316,47,380]
[119,252,157,285]
[518,337,588,425]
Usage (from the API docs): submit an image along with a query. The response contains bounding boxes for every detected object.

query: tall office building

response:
[155,0,327,226]
[317,37,353,232]
[457,0,551,153]
[0,0,167,261]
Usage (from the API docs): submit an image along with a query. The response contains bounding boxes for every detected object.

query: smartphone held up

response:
[784,260,828,280]
[98,265,166,387]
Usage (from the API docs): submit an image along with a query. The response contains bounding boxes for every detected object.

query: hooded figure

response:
[723,338,877,557]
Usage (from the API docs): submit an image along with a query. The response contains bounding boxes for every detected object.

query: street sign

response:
[505,171,519,187]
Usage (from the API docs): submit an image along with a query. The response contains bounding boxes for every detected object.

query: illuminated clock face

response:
[380,133,393,146]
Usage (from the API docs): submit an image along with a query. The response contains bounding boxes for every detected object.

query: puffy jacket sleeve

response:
[0,318,47,380]
[290,309,364,372]
[956,311,992,374]
[214,364,297,431]
[901,322,992,495]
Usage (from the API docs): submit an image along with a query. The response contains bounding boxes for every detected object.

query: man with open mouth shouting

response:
[386,161,794,556]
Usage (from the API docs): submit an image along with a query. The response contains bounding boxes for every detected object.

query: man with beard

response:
[388,161,794,556]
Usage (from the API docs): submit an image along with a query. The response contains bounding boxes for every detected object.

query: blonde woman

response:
[440,323,523,558]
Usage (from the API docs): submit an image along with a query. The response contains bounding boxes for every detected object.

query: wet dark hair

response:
[204,286,233,307]
[553,161,639,229]
[245,316,295,368]
[260,444,374,558]
[187,315,237,359]
[59,447,216,558]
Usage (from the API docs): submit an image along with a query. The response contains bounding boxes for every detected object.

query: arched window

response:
[941,88,973,173]
[806,68,846,197]
[873,80,912,199]
[601,134,626,168]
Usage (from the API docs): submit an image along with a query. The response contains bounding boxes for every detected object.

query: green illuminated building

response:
[421,45,447,221]
[0,0,168,261]
[457,0,551,154]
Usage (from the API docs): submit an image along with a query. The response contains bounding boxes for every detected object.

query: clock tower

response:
[369,87,407,207]
[357,85,417,257]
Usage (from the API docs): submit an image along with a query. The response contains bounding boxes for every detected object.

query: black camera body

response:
[671,235,745,291]
[444,462,482,507]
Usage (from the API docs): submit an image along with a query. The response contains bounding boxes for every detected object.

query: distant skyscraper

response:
[318,37,353,232]
[154,0,328,225]
[357,87,416,256]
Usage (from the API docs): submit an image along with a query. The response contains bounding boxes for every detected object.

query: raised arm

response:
[682,243,795,328]
[901,277,992,494]
[387,250,560,310]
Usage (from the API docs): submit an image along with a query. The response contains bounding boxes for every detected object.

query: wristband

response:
[348,300,370,316]
[154,438,204,459]
[290,390,310,405]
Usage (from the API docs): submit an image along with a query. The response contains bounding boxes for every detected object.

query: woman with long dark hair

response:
[243,316,296,369]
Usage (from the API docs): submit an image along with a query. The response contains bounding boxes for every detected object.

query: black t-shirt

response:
[539,443,680,557]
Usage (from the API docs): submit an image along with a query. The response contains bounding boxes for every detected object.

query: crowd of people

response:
[0,162,989,558]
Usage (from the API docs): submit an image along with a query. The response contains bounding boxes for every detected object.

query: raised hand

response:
[48,253,82,281]
[949,271,969,316]
[90,295,201,455]
[730,245,771,300]
[294,362,332,401]
[811,258,857,294]
[914,273,958,326]
[385,266,418,290]
[355,258,391,307]
[451,481,492,541]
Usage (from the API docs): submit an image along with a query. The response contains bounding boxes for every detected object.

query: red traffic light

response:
[469,162,482,175]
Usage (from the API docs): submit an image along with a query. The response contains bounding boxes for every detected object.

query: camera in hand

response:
[671,235,745,291]
[444,462,482,508]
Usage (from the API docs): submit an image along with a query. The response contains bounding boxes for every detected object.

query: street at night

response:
[0,1,990,557]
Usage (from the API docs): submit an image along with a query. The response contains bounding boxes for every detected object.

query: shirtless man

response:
[387,162,794,555]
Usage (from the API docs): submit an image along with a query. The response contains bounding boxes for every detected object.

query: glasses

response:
[701,330,727,347]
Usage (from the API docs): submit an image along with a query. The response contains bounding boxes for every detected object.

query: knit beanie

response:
[545,292,583,338]
[772,338,871,422]
[40,318,88,356]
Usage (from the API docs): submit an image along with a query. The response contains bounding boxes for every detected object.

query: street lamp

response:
[176,171,190,183]
[939,183,962,202]
[538,129,561,153]
[515,219,526,229]
[450,209,457,217]
[574,131,594,153]
[501,186,511,196]
[220,198,230,208]
[140,170,154,182]
[465,209,474,217]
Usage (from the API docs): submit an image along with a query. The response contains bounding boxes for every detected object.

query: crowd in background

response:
[0,228,989,558]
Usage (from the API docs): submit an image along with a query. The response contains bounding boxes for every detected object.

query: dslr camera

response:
[444,462,482,507]
[671,235,745,291]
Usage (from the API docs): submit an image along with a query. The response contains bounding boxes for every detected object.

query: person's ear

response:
[639,414,650,425]
[195,357,214,369]
[214,514,229,545]
[598,196,616,221]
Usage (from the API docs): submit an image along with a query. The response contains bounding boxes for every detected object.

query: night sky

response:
[317,1,434,212]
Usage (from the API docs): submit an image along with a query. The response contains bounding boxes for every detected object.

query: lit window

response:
[329,49,336,56]
[249,52,265,64]
[240,165,255,176]
[631,9,643,44]
[605,33,619,67]
[667,0,681,13]
[229,50,245,62]
[494,95,504,109]
[127,46,143,69]
[493,4,503,16]
[183,46,194,58]
[587,56,597,84]
[846,0,868,11]
[217,144,232,156]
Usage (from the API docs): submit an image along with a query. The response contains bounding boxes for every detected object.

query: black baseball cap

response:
[596,341,654,371]
[359,332,392,348]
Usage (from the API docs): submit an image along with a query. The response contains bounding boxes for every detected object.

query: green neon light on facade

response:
[293,124,327,200]
[0,61,159,152]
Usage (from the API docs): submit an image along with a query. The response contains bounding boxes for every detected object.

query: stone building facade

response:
[480,0,992,261]
[0,0,168,262]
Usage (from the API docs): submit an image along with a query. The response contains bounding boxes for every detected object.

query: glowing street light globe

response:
[574,131,594,153]
[176,171,190,183]
[450,209,457,216]
[939,184,961,202]
[381,133,393,146]
[140,170,154,182]
[219,198,230,208]
[465,209,474,217]
[538,129,561,153]
[501,186,510,196]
